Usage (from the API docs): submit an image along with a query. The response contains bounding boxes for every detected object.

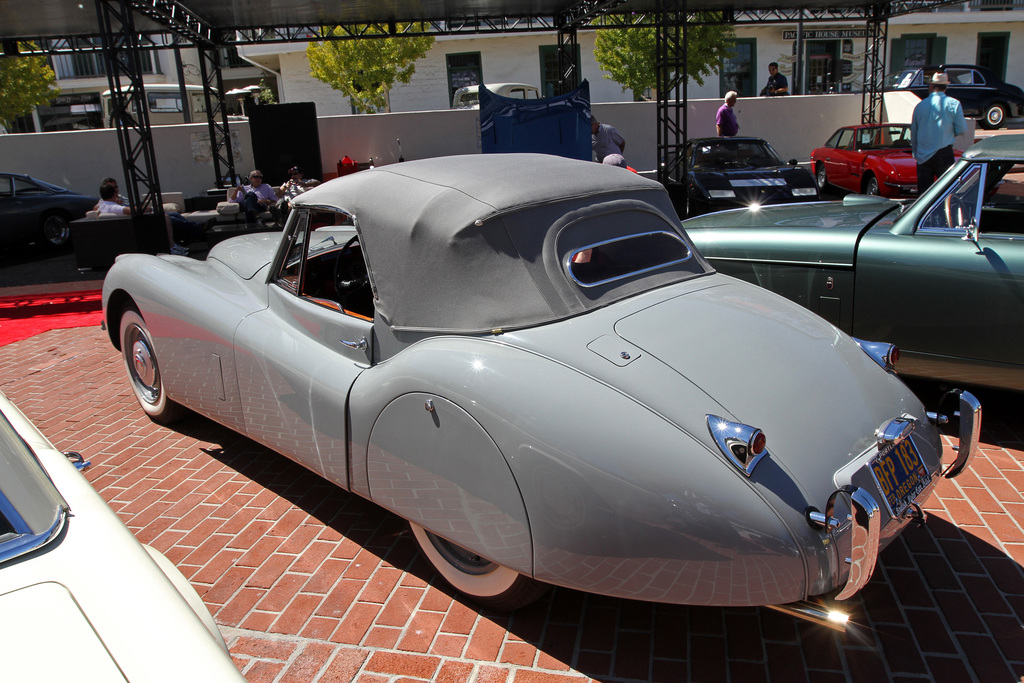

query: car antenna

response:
[397,138,404,162]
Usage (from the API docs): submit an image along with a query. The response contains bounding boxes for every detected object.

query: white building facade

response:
[238,2,1024,114]
[15,0,1024,131]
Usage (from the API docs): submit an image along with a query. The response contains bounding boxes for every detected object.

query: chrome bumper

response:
[808,485,881,601]
[806,390,982,603]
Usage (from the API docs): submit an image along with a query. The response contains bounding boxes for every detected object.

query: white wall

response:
[267,32,637,116]
[0,94,872,197]
[0,124,258,199]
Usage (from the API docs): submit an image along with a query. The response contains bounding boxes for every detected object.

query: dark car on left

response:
[685,136,819,216]
[0,172,97,249]
[887,63,1024,129]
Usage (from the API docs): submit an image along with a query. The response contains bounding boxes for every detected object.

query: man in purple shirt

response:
[716,91,739,137]
[233,169,282,223]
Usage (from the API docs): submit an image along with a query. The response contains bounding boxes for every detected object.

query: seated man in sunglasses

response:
[232,169,282,223]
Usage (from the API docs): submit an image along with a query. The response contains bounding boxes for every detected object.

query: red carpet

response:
[0,290,103,346]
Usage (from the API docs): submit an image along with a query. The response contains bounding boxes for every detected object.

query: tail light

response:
[706,415,769,476]
[854,339,899,372]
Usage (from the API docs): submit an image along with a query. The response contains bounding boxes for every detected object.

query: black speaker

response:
[247,102,323,186]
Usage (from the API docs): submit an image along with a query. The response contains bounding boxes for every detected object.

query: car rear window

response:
[567,231,692,287]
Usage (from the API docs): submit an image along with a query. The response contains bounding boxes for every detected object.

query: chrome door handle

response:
[341,337,367,350]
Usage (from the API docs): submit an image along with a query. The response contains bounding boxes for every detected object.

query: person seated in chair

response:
[232,170,282,224]
[273,165,320,225]
[96,182,207,256]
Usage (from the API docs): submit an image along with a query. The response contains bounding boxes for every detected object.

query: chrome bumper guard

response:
[943,391,982,479]
[807,485,881,601]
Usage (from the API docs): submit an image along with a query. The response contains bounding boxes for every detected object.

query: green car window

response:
[920,164,983,232]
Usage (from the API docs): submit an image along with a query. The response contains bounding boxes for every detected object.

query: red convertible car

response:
[811,124,927,198]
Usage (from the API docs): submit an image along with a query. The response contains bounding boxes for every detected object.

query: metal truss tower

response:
[95,0,164,219]
[655,0,689,199]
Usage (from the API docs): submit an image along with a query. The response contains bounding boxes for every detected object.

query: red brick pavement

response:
[2,325,1023,683]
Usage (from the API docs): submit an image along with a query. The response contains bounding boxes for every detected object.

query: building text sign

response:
[783,29,866,40]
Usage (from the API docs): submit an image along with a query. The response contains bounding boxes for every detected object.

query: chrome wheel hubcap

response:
[428,532,497,576]
[128,331,159,403]
[43,217,69,245]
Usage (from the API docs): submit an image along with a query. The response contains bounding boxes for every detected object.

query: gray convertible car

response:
[102,154,980,628]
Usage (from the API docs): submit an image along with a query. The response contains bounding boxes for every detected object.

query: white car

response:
[451,82,541,108]
[0,390,244,682]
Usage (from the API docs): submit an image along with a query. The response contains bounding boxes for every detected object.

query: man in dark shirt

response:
[760,62,789,96]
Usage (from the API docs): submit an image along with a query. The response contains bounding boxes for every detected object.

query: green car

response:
[684,134,1024,391]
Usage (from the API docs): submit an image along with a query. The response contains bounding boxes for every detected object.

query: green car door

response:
[853,160,1024,383]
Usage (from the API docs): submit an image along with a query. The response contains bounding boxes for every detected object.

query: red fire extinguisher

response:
[337,156,358,176]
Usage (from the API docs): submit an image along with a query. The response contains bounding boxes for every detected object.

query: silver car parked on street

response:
[102,154,980,628]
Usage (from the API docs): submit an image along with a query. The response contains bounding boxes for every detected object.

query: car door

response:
[233,211,372,489]
[0,175,32,244]
[944,67,987,117]
[852,161,1024,371]
[826,128,857,191]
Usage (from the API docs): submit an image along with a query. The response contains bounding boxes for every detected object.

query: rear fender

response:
[349,337,810,605]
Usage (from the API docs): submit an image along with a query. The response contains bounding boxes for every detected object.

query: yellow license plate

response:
[869,438,930,517]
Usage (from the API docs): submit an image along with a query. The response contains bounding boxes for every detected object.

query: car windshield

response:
[887,69,922,89]
[691,140,783,169]
[0,410,68,565]
[855,126,913,151]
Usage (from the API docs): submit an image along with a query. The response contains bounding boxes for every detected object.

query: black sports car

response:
[886,63,1024,130]
[0,172,97,249]
[684,137,819,216]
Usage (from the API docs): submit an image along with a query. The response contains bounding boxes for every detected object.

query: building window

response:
[977,33,1009,80]
[446,52,482,106]
[889,34,946,71]
[221,46,247,69]
[720,39,756,97]
[50,41,159,79]
[539,45,581,98]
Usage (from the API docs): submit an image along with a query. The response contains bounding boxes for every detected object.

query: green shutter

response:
[890,39,906,71]
[931,37,947,65]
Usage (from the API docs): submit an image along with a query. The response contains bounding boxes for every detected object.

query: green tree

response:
[256,78,277,105]
[594,19,736,101]
[0,44,59,130]
[307,27,434,113]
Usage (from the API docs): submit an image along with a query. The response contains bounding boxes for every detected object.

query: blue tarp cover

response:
[479,80,591,160]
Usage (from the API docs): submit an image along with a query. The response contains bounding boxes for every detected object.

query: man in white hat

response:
[910,71,967,194]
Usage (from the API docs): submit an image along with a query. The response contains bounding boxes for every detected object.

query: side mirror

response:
[788,159,798,166]
[962,220,980,248]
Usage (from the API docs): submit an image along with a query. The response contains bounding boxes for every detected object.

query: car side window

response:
[276,210,310,293]
[274,209,372,319]
[12,178,44,196]
[0,178,11,199]
[945,69,971,85]
[836,129,855,150]
[919,164,984,233]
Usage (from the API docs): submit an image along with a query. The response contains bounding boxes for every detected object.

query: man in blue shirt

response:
[911,72,967,194]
